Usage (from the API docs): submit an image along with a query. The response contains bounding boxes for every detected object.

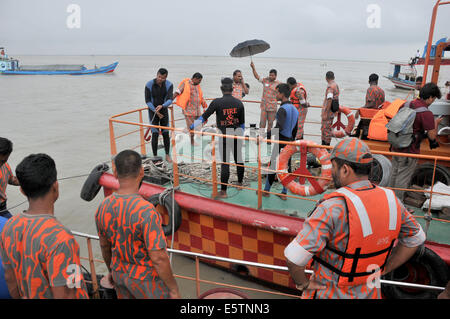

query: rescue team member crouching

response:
[0,153,89,299]
[262,83,299,200]
[145,68,173,163]
[284,138,426,299]
[95,150,180,299]
[190,77,245,199]
[0,137,20,219]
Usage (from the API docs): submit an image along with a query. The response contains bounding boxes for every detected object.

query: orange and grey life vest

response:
[312,184,402,287]
[290,83,307,108]
[175,78,204,110]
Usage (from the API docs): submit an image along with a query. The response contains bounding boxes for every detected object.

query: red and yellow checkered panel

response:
[161,209,297,289]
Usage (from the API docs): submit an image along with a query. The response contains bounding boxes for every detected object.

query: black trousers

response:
[219,136,244,191]
[148,109,170,156]
[266,139,291,188]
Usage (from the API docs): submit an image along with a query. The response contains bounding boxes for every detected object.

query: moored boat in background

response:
[0,47,118,75]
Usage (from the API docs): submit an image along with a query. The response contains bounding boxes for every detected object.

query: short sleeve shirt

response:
[178,80,207,116]
[95,194,167,281]
[232,82,245,100]
[259,77,279,112]
[365,85,385,108]
[285,180,425,299]
[0,163,13,203]
[393,99,435,154]
[0,213,89,299]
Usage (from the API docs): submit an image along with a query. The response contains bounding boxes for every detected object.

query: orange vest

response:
[313,184,402,287]
[367,99,405,141]
[290,83,307,107]
[174,78,204,110]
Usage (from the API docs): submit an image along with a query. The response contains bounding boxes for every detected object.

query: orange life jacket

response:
[290,83,307,107]
[313,184,402,287]
[174,78,204,110]
[367,99,406,141]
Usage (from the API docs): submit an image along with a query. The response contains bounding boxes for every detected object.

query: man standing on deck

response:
[261,83,298,200]
[0,137,19,219]
[321,71,340,146]
[388,83,443,203]
[284,137,426,299]
[250,61,280,142]
[0,153,89,299]
[190,77,246,199]
[173,72,208,145]
[354,74,385,139]
[145,68,174,163]
[287,77,309,140]
[95,150,180,299]
[232,70,249,100]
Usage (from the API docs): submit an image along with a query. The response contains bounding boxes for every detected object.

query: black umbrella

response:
[229,39,270,60]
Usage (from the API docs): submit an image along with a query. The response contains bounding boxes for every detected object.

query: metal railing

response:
[71,230,445,299]
[107,101,450,234]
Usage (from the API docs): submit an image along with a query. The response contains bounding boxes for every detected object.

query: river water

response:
[1,55,449,298]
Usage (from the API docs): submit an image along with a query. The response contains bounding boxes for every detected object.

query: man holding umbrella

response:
[250,61,280,142]
[229,39,276,141]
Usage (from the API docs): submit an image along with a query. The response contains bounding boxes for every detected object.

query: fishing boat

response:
[384,61,417,90]
[0,48,118,75]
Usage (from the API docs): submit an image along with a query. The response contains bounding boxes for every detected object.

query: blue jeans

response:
[0,202,12,219]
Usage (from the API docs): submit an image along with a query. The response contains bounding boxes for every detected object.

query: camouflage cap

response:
[330,137,373,164]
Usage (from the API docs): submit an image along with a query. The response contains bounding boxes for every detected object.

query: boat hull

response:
[98,172,450,291]
[385,76,416,90]
[0,62,118,75]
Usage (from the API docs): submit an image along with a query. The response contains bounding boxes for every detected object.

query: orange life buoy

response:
[332,106,355,138]
[276,140,332,196]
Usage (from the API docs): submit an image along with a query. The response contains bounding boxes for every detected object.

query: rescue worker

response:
[145,68,174,163]
[95,150,180,299]
[354,73,385,139]
[388,83,442,202]
[321,71,340,146]
[261,83,298,200]
[250,61,280,142]
[190,77,245,199]
[287,77,309,140]
[284,137,426,299]
[173,72,208,145]
[0,153,89,299]
[0,137,20,219]
[231,70,249,100]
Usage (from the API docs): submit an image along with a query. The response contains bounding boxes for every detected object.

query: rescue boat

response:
[79,1,450,299]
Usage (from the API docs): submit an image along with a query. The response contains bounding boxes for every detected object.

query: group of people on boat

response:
[1,133,449,299]
[1,63,449,299]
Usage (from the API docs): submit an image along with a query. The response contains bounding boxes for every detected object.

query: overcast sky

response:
[1,0,449,61]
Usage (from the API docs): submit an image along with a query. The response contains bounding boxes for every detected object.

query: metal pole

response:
[139,110,146,156]
[86,238,100,299]
[169,106,180,187]
[211,135,218,198]
[257,138,262,209]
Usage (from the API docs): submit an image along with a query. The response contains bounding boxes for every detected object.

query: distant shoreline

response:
[8,54,391,64]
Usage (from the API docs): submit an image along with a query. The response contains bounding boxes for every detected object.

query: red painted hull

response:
[98,173,450,290]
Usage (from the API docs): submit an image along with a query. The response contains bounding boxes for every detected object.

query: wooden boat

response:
[384,62,417,90]
[0,48,118,75]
